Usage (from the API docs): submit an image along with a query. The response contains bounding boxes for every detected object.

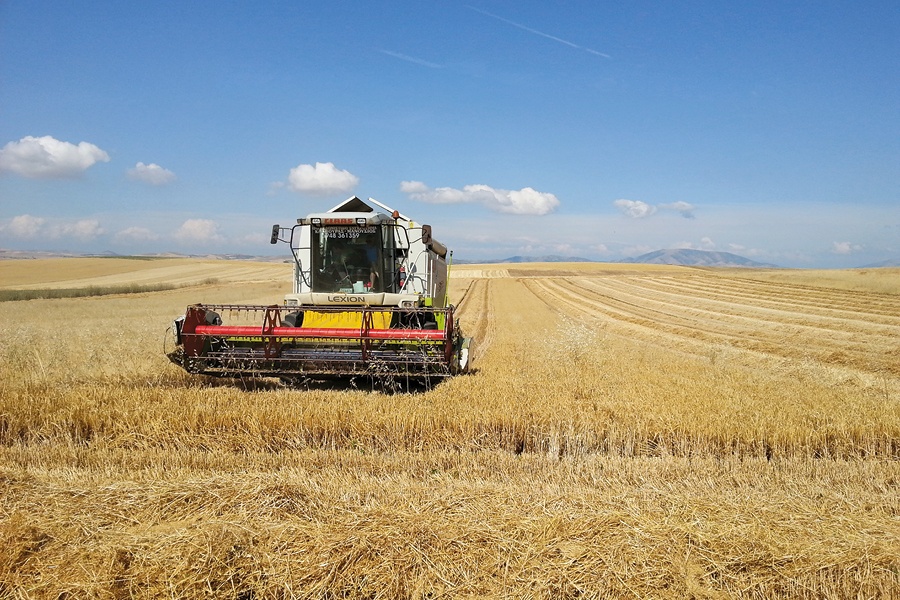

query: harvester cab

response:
[278,196,448,310]
[167,197,472,382]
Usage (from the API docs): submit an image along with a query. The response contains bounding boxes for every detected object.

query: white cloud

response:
[728,243,746,251]
[614,199,696,219]
[287,162,359,196]
[49,219,104,241]
[614,199,656,219]
[672,241,696,250]
[4,214,46,238]
[0,135,109,179]
[234,232,268,246]
[831,241,862,255]
[591,243,610,255]
[700,237,715,249]
[267,181,285,196]
[113,227,160,244]
[402,181,560,215]
[659,201,696,218]
[173,219,224,244]
[127,162,175,185]
[2,215,102,241]
[620,244,653,258]
[399,180,429,194]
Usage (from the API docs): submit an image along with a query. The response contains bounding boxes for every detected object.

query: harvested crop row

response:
[595,275,900,329]
[525,277,900,376]
[454,278,494,361]
[652,273,900,314]
[574,277,900,361]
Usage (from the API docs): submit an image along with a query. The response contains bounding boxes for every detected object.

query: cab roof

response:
[327,196,409,221]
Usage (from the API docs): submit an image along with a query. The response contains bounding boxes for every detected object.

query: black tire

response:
[282,311,303,327]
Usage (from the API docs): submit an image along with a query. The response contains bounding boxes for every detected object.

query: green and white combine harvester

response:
[167,196,473,381]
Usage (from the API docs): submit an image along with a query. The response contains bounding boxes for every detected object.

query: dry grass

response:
[703,266,900,296]
[1,259,899,598]
[0,258,289,290]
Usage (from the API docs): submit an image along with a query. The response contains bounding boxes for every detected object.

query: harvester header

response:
[167,196,472,382]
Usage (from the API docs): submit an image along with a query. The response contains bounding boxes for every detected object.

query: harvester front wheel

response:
[282,311,303,327]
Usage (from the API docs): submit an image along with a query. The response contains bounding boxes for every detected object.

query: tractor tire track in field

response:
[640,274,900,319]
[523,274,900,376]
[579,277,900,343]
[455,278,495,366]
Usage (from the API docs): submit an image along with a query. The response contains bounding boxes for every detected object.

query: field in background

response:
[0,257,291,289]
[700,265,900,296]
[1,260,898,598]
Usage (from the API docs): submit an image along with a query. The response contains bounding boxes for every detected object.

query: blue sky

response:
[1,0,897,267]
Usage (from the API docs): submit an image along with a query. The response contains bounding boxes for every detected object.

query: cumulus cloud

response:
[4,214,46,238]
[671,237,714,251]
[831,241,862,255]
[615,199,697,219]
[728,243,746,251]
[49,219,104,241]
[0,135,109,179]
[401,181,560,215]
[399,180,429,194]
[659,201,696,218]
[127,162,175,185]
[267,181,285,196]
[614,199,656,219]
[233,232,269,246]
[113,227,160,244]
[621,245,653,258]
[2,215,102,241]
[288,162,359,196]
[172,219,224,244]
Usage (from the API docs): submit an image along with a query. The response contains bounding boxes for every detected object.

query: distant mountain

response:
[618,249,780,268]
[455,255,595,264]
[857,258,900,268]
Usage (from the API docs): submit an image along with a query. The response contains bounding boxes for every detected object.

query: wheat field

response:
[1,259,899,598]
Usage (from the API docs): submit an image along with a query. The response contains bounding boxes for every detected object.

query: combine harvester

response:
[167,196,472,383]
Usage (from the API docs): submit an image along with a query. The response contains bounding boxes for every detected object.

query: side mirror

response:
[421,224,432,244]
[270,224,280,244]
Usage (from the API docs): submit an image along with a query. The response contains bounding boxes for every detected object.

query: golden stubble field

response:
[1,258,899,598]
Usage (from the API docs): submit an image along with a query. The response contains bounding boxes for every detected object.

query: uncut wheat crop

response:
[1,258,899,599]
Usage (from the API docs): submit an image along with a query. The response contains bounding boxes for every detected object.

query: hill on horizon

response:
[617,248,781,268]
[454,255,595,264]
[458,249,779,268]
[858,258,900,268]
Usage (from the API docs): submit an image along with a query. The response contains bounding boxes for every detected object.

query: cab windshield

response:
[312,225,393,293]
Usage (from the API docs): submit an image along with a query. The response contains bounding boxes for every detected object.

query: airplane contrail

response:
[378,50,442,69]
[467,6,610,58]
